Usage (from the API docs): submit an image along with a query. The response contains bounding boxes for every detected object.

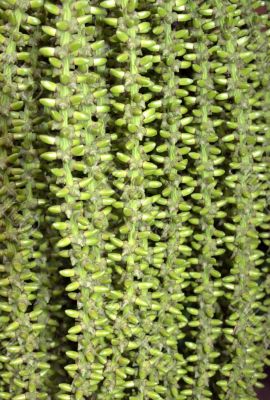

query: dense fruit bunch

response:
[0,0,269,399]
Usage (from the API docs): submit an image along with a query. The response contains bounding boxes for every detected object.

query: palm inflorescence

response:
[0,0,270,399]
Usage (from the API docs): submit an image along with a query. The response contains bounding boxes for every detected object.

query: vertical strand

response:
[39,1,114,398]
[180,1,226,398]
[214,1,269,398]
[99,0,169,398]
[0,0,57,397]
[152,1,196,398]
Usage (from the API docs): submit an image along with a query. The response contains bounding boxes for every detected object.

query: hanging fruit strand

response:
[0,0,57,398]
[39,1,114,398]
[215,1,269,398]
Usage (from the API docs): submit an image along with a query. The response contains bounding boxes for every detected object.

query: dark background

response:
[257,367,270,399]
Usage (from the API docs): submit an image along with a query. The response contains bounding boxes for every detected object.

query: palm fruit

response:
[0,0,269,399]
[0,0,59,397]
[213,1,270,399]
[39,1,116,398]
[168,2,227,398]
[147,2,197,398]
[243,4,270,394]
[98,1,166,398]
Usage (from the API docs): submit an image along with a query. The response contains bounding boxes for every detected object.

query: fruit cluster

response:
[0,0,269,399]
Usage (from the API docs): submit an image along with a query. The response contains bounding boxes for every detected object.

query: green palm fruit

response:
[215,1,270,399]
[97,1,165,398]
[0,0,60,397]
[175,2,226,398]
[39,0,115,398]
[0,1,269,399]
